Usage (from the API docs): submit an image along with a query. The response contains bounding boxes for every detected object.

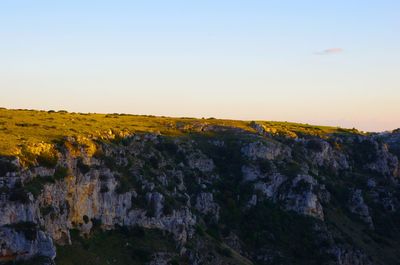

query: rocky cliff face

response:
[1,124,400,265]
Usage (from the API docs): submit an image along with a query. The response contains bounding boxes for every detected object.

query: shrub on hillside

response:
[36,151,58,168]
[0,158,17,176]
[77,158,90,174]
[54,166,70,180]
[8,222,38,241]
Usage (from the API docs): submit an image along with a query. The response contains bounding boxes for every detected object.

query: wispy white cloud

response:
[315,48,344,55]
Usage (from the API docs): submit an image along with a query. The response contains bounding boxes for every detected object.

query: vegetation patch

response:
[6,222,38,241]
[23,167,69,198]
[0,108,358,157]
[239,202,330,265]
[56,227,181,265]
[0,157,17,176]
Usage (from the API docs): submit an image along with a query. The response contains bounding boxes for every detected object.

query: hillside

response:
[0,108,360,157]
[0,108,399,265]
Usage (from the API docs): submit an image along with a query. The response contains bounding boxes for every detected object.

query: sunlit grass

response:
[0,108,360,156]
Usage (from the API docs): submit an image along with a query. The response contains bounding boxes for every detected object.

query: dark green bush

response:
[148,156,159,169]
[36,152,58,168]
[129,225,146,237]
[216,245,233,257]
[155,140,178,154]
[24,175,57,198]
[103,156,117,169]
[9,188,30,203]
[292,179,311,193]
[353,139,378,164]
[168,259,180,265]
[280,161,303,176]
[15,123,39,127]
[306,139,324,152]
[131,248,152,262]
[54,166,70,180]
[0,158,17,176]
[100,184,109,193]
[83,215,89,224]
[40,206,54,216]
[239,202,327,264]
[8,222,38,241]
[77,158,90,174]
[115,175,134,194]
[99,174,109,181]
[258,159,273,174]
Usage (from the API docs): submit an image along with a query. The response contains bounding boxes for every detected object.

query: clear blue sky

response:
[0,1,399,131]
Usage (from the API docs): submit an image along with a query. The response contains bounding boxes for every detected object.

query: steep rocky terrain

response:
[1,109,400,265]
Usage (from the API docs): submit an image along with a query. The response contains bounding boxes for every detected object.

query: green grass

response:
[325,208,400,265]
[0,108,359,157]
[54,226,253,265]
[255,120,363,138]
[56,227,181,265]
[237,202,330,265]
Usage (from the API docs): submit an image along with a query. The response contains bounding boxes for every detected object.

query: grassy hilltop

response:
[0,108,360,157]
